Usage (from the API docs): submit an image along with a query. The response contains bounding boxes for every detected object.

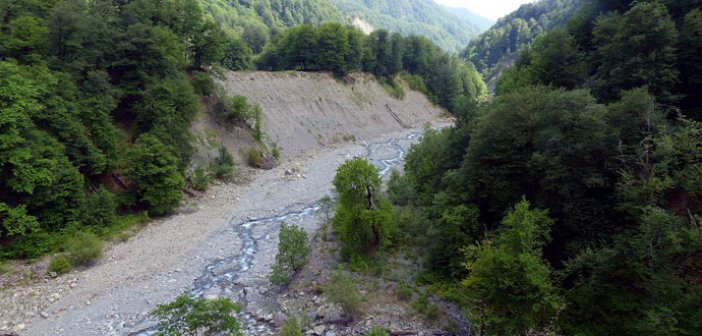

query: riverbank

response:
[0,121,451,335]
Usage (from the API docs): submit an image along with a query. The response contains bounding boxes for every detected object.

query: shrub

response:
[0,261,12,274]
[192,71,215,96]
[382,77,405,99]
[65,231,103,267]
[412,292,440,319]
[247,147,263,168]
[252,105,263,141]
[82,186,117,227]
[386,170,416,206]
[270,224,311,285]
[396,280,413,301]
[276,316,303,336]
[48,255,71,274]
[152,295,243,336]
[231,95,253,121]
[325,271,362,320]
[271,142,281,160]
[210,146,236,181]
[190,167,210,191]
[123,133,184,216]
[367,326,388,336]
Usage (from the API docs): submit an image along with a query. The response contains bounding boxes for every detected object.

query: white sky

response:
[434,0,537,20]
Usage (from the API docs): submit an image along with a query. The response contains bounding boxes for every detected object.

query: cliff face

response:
[217,71,445,158]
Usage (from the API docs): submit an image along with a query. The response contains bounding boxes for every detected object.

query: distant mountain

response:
[329,0,483,53]
[440,5,494,31]
[463,0,583,84]
[198,0,348,51]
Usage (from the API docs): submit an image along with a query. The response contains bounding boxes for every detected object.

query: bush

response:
[0,261,12,274]
[386,169,416,206]
[82,186,117,227]
[382,77,405,99]
[367,326,388,336]
[65,231,103,267]
[48,255,71,275]
[270,224,311,285]
[190,167,210,191]
[401,73,428,95]
[412,293,440,319]
[210,146,236,181]
[396,280,413,301]
[152,295,243,336]
[247,147,263,168]
[325,271,362,320]
[276,316,303,336]
[123,133,184,216]
[191,71,215,96]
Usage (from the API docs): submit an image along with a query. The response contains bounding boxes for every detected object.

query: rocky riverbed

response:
[1,122,458,336]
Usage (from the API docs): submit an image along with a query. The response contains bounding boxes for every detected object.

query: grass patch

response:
[0,261,11,275]
[65,231,103,267]
[48,255,71,275]
[381,77,406,99]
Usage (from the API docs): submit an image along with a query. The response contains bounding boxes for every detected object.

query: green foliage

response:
[0,203,39,238]
[324,271,362,320]
[387,169,417,205]
[381,77,405,99]
[210,146,236,181]
[332,158,394,259]
[123,134,184,216]
[591,2,679,103]
[257,25,486,114]
[270,224,311,285]
[191,71,215,96]
[395,280,413,301]
[82,187,117,228]
[220,38,252,71]
[65,231,103,267]
[152,295,243,336]
[190,168,210,192]
[411,292,440,320]
[464,0,583,75]
[276,316,303,336]
[330,0,484,53]
[247,147,264,168]
[463,199,561,335]
[48,254,71,275]
[366,326,388,336]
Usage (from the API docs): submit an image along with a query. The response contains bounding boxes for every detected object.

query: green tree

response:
[123,133,184,216]
[332,158,393,258]
[317,22,349,75]
[463,199,561,335]
[152,295,243,336]
[591,2,679,103]
[270,224,311,285]
[220,38,252,71]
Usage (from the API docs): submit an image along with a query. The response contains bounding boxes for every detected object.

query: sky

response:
[434,0,537,21]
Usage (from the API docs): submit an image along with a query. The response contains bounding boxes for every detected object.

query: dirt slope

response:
[217,71,445,159]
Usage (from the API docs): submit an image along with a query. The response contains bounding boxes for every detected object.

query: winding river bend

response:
[134,129,428,335]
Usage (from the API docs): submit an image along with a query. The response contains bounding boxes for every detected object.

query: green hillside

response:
[462,0,583,77]
[328,0,483,53]
[440,5,494,31]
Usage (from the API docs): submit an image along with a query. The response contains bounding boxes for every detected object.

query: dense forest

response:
[256,23,486,114]
[0,0,240,259]
[387,0,702,334]
[462,0,583,79]
[329,0,485,53]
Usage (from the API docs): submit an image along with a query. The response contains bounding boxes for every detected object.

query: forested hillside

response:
[389,0,702,334]
[329,0,484,53]
[462,0,582,80]
[198,0,347,52]
[440,5,494,31]
[256,23,487,114]
[0,0,242,260]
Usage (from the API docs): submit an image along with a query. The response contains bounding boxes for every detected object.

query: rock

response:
[40,311,49,319]
[285,169,293,176]
[69,282,77,288]
[204,294,218,300]
[325,332,336,336]
[12,324,25,333]
[258,286,268,294]
[273,312,287,327]
[48,293,61,303]
[313,325,325,335]
[49,272,57,278]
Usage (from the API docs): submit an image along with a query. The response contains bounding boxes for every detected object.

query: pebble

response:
[313,325,325,335]
[40,311,49,319]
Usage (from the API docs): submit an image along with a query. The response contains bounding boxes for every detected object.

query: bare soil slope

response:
[218,71,444,158]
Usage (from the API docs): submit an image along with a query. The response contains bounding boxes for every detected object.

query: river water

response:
[136,130,426,335]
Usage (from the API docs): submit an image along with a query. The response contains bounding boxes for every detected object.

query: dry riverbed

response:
[0,122,459,336]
